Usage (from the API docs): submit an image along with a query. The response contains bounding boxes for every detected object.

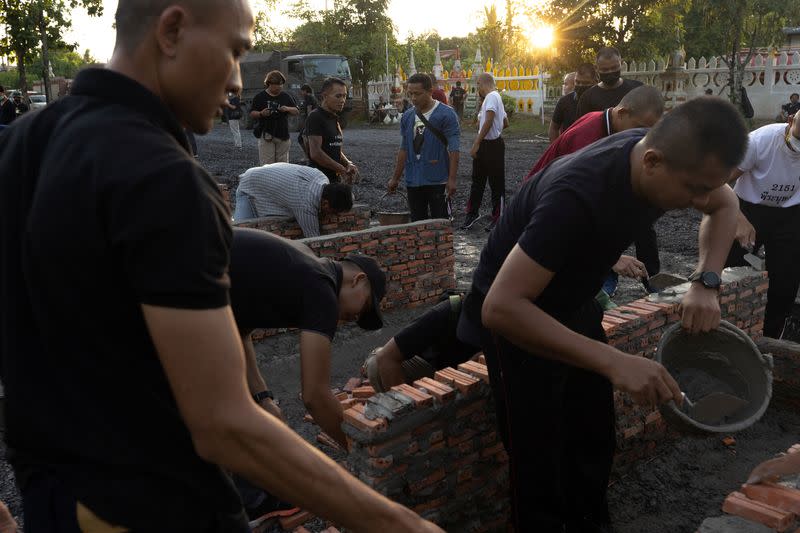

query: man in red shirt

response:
[430,74,448,104]
[526,85,665,294]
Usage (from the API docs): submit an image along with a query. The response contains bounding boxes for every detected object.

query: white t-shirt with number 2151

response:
[734,123,800,207]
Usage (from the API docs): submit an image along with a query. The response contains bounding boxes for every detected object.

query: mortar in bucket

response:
[655,320,773,433]
[376,191,411,226]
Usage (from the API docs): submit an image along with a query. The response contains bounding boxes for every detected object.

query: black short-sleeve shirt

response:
[471,129,663,322]
[395,297,480,369]
[229,228,342,339]
[552,92,579,132]
[0,69,245,530]
[251,90,297,140]
[305,107,344,182]
[576,78,643,118]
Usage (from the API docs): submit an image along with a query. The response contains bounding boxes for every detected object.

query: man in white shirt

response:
[462,73,509,230]
[233,163,352,237]
[729,116,800,337]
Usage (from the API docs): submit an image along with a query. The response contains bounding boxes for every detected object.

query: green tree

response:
[476,4,504,64]
[0,0,102,100]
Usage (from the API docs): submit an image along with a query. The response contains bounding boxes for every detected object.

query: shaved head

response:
[115,0,228,50]
[618,86,664,118]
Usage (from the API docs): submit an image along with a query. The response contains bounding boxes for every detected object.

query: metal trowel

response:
[682,392,750,425]
[644,272,688,293]
[743,253,765,271]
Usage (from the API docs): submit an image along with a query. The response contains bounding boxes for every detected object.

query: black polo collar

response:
[70,68,190,151]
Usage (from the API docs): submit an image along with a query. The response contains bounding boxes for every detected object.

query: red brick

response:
[457,361,490,383]
[481,442,505,458]
[391,383,433,408]
[434,368,480,395]
[415,377,456,403]
[343,406,387,433]
[279,510,314,530]
[741,483,800,514]
[316,432,343,451]
[457,400,485,419]
[407,467,446,494]
[352,386,376,399]
[722,492,795,531]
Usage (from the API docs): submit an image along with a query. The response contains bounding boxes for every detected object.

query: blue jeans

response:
[601,272,618,296]
[233,188,258,221]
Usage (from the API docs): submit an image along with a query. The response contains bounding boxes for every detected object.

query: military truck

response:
[240,51,354,130]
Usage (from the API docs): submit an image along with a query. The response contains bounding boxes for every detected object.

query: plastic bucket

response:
[655,321,773,433]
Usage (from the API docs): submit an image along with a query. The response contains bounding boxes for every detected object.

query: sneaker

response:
[246,493,300,524]
[460,212,480,230]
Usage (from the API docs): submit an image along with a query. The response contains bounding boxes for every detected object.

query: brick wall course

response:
[232,203,372,239]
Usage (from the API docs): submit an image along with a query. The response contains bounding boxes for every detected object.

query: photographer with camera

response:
[250,70,299,164]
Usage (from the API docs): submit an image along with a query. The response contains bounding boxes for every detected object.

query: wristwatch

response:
[252,390,274,403]
[688,271,721,290]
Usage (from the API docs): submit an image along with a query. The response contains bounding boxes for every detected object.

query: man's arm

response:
[727,168,756,248]
[250,95,265,119]
[142,305,440,532]
[279,95,299,116]
[443,112,461,197]
[481,246,682,407]
[680,184,740,334]
[295,207,321,238]
[241,330,283,420]
[299,331,347,447]
[548,119,561,142]
[308,135,348,176]
[387,149,407,192]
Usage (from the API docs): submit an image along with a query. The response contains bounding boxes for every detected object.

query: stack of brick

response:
[233,204,372,239]
[303,220,455,311]
[713,444,800,532]
[756,336,800,404]
[340,362,510,532]
[606,267,768,470]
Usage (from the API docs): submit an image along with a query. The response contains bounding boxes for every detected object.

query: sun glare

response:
[528,25,555,49]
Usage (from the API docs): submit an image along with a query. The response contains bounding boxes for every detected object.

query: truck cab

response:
[240,52,353,130]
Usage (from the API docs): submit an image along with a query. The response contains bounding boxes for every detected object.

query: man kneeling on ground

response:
[234,162,352,237]
[363,294,481,392]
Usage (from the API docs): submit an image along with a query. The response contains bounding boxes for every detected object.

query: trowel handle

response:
[681,392,694,410]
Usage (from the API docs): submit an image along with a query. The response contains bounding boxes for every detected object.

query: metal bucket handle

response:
[377,190,408,211]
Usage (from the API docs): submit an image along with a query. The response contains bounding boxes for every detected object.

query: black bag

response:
[414,107,448,149]
[253,121,262,139]
[229,107,243,121]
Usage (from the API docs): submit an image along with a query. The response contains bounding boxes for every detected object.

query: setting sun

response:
[528,25,555,49]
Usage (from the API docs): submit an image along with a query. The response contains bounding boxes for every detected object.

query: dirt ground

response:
[2,120,798,532]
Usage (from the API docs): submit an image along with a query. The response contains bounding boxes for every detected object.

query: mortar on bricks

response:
[656,321,773,433]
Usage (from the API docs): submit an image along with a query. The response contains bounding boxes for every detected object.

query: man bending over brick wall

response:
[458,97,748,532]
[228,228,393,518]
[234,162,353,237]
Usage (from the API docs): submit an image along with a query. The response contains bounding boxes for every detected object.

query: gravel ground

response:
[3,121,796,532]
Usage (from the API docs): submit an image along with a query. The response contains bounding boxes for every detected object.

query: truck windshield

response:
[303,57,351,80]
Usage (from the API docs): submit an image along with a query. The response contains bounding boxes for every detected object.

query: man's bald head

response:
[618,86,664,118]
[115,0,228,51]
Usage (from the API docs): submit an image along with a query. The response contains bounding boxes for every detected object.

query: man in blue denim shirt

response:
[388,73,461,221]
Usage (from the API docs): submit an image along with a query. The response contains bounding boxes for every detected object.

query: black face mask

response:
[574,85,591,98]
[599,71,621,86]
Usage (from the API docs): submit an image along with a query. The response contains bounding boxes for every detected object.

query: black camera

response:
[266,100,281,112]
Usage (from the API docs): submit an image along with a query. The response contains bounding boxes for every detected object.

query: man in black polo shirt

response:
[0,1,443,531]
[576,46,643,118]
[230,227,385,448]
[548,62,597,142]
[460,97,748,532]
[306,77,358,183]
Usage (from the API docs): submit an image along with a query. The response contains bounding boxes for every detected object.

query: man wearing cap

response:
[230,228,385,448]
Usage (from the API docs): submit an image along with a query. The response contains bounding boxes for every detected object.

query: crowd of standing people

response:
[2,0,800,531]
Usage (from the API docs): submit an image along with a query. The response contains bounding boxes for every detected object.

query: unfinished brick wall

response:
[340,267,768,531]
[303,219,456,311]
[249,220,456,341]
[608,267,768,470]
[233,204,371,239]
[341,362,510,532]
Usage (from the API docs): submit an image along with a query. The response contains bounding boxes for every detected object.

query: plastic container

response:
[655,320,773,433]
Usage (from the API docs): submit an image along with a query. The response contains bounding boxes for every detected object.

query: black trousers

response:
[407,184,448,221]
[726,199,800,338]
[466,137,505,219]
[634,223,660,277]
[467,293,616,532]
